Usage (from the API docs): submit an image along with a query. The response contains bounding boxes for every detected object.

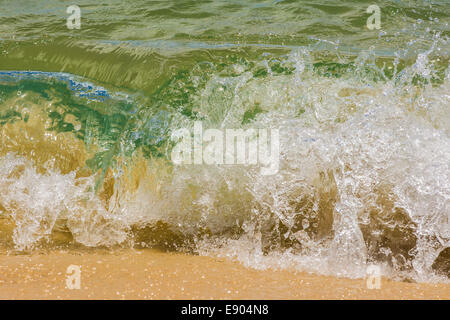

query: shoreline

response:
[0,248,448,300]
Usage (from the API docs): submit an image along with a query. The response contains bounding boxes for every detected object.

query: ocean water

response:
[0,0,449,282]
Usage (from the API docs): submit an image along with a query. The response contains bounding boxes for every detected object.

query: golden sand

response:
[0,248,448,300]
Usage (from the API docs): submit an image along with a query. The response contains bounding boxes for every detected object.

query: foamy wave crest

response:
[0,154,128,250]
[0,43,449,282]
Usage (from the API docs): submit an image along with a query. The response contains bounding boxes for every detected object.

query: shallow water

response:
[0,0,449,283]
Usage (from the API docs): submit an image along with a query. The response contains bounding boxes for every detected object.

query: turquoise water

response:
[0,1,449,281]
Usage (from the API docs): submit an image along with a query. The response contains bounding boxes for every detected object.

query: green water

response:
[0,0,448,91]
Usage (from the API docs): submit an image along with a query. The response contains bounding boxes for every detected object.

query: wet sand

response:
[0,248,448,300]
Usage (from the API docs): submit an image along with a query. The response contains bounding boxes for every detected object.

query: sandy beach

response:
[0,248,448,300]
